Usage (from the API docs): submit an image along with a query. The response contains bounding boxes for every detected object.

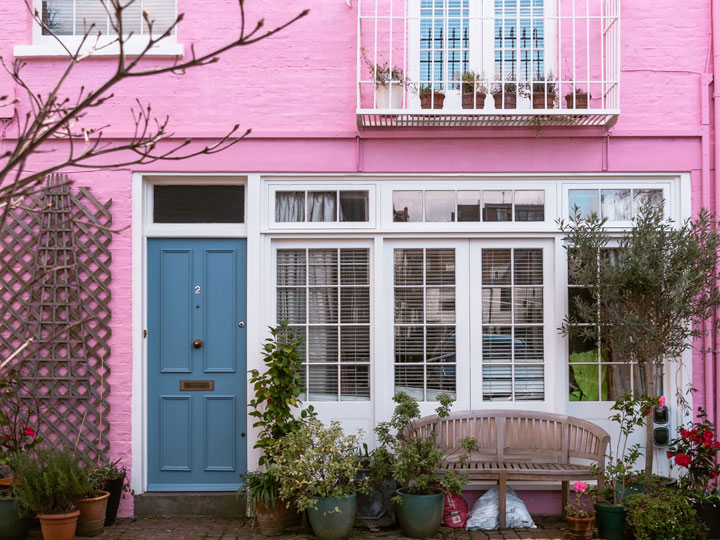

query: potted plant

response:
[565,88,590,109]
[0,487,31,540]
[625,487,702,540]
[89,457,127,527]
[76,462,111,537]
[13,447,91,540]
[492,74,527,109]
[460,71,488,109]
[361,47,407,109]
[243,471,285,536]
[419,84,445,109]
[354,444,396,528]
[531,72,557,109]
[667,407,720,538]
[565,481,595,540]
[269,418,364,540]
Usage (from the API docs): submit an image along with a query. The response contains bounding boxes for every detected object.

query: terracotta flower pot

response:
[420,92,445,109]
[255,500,288,536]
[533,92,556,109]
[37,510,80,540]
[566,514,595,540]
[0,477,13,489]
[492,92,516,109]
[462,92,485,109]
[76,491,109,537]
[565,93,589,109]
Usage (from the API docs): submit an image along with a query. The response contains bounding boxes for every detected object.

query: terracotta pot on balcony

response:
[492,92,516,109]
[565,92,589,109]
[462,92,485,109]
[420,92,445,109]
[533,92,556,109]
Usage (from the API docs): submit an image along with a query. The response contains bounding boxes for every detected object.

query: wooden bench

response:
[408,410,610,528]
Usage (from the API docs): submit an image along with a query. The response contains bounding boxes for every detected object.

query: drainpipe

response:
[712,0,720,426]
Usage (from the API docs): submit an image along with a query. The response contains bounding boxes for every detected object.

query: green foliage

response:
[531,72,557,94]
[243,470,281,510]
[268,418,364,512]
[459,71,488,94]
[0,369,42,471]
[625,487,702,540]
[13,447,91,515]
[82,455,127,494]
[248,322,315,467]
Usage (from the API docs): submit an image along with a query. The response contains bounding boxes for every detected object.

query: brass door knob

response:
[192,339,203,349]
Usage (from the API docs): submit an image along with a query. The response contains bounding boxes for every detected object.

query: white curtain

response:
[275,192,305,222]
[307,192,336,222]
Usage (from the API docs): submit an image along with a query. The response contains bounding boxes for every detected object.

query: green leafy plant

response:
[565,87,591,99]
[82,455,128,496]
[625,487,702,540]
[243,470,281,510]
[532,72,557,94]
[0,369,42,472]
[559,204,720,476]
[419,84,445,96]
[268,418,365,512]
[13,447,91,515]
[248,321,315,467]
[492,72,529,97]
[460,71,488,94]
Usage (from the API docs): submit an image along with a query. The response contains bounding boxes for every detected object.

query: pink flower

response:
[573,481,587,494]
[659,396,666,408]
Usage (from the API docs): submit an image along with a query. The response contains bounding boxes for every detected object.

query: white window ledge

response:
[14,37,183,58]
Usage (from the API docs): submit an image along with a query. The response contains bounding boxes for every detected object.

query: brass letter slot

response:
[180,380,215,391]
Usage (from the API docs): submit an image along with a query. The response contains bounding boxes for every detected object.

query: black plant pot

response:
[103,475,126,526]
[696,501,720,540]
[354,469,396,528]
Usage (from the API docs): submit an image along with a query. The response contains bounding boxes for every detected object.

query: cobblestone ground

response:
[27,515,583,540]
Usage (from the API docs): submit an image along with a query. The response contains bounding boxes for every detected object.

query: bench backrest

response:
[409,410,610,466]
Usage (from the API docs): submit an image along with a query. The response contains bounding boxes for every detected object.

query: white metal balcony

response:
[356,0,620,129]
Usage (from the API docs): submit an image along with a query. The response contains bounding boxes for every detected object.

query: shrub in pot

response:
[269,418,364,540]
[243,471,287,537]
[76,462,114,537]
[531,73,557,109]
[13,447,91,540]
[0,487,31,540]
[419,84,445,109]
[492,75,527,109]
[565,481,595,540]
[460,71,488,109]
[625,487,702,540]
[354,443,396,528]
[86,457,128,527]
[361,48,407,110]
[565,88,590,109]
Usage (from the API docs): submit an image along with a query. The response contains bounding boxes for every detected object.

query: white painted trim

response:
[14,40,183,58]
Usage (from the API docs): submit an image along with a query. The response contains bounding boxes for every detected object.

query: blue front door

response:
[147,239,247,491]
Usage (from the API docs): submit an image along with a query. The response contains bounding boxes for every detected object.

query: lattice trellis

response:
[0,174,112,458]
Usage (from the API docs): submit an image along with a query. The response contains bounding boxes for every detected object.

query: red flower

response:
[712,442,720,449]
[23,427,35,437]
[666,451,674,459]
[3,434,9,440]
[266,397,271,404]
[703,430,714,441]
[712,472,718,479]
[674,453,692,467]
[681,429,690,438]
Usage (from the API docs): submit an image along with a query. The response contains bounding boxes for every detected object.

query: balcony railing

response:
[356,0,620,128]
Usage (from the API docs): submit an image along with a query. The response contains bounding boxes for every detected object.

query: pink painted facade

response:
[0,0,718,517]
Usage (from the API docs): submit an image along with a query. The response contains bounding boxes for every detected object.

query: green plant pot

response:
[616,476,674,502]
[0,497,31,540]
[306,494,356,540]
[395,488,444,539]
[595,503,627,540]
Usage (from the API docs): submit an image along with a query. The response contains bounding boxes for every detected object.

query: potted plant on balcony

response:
[531,72,557,109]
[565,88,591,109]
[419,84,445,109]
[492,74,526,109]
[361,47,407,109]
[269,418,365,540]
[460,71,488,109]
[13,447,91,540]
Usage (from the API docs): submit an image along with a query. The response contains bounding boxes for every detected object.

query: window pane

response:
[276,192,305,222]
[307,192,337,222]
[426,326,455,363]
[515,327,543,362]
[426,249,456,285]
[308,288,338,323]
[43,0,74,35]
[340,249,369,285]
[308,250,337,286]
[427,365,456,400]
[277,288,306,323]
[633,189,663,213]
[308,327,338,363]
[515,190,545,221]
[425,191,456,222]
[482,249,511,285]
[514,366,544,400]
[395,365,425,400]
[76,0,109,34]
[341,365,370,401]
[393,191,423,222]
[601,189,631,221]
[514,287,543,323]
[483,365,512,401]
[142,0,177,35]
[340,289,370,323]
[483,326,512,362]
[341,327,370,363]
[339,191,369,222]
[482,288,512,324]
[426,288,455,323]
[569,363,599,402]
[308,365,338,401]
[154,185,244,223]
[394,249,424,285]
[277,250,306,286]
[568,189,599,218]
[568,287,594,322]
[395,326,424,363]
[457,191,481,222]
[514,249,543,285]
[483,191,513,222]
[395,288,424,324]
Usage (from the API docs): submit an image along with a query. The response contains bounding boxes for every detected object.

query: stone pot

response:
[306,494,356,540]
[395,488,444,539]
[37,509,80,540]
[76,490,110,537]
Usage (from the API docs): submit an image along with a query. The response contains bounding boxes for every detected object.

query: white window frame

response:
[14,0,183,57]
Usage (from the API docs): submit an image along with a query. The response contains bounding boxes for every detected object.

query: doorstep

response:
[133,491,246,517]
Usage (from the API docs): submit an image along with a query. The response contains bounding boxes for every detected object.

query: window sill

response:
[14,39,184,58]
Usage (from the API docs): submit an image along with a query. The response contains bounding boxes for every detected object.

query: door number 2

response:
[193,285,201,295]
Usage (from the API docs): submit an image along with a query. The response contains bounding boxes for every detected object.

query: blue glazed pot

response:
[395,488,444,539]
[306,493,357,540]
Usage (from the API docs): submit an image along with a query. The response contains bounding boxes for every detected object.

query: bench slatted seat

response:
[409,410,610,528]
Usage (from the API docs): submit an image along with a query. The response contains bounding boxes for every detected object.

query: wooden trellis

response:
[0,175,112,458]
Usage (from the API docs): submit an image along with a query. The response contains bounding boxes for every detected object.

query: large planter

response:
[532,92,556,109]
[255,500,288,537]
[0,497,31,540]
[355,470,396,528]
[76,490,109,537]
[37,510,80,540]
[492,92,516,109]
[462,92,485,109]
[306,494,356,540]
[566,514,595,540]
[696,501,720,540]
[565,93,589,109]
[376,85,403,109]
[395,488,444,539]
[594,503,627,540]
[420,92,445,109]
[278,501,302,529]
[102,475,125,526]
[616,476,674,502]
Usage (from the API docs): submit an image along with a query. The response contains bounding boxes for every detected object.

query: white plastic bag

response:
[466,486,536,530]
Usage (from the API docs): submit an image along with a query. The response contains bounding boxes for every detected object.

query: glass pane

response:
[568,287,594,322]
[483,326,512,362]
[426,249,455,285]
[276,192,305,222]
[308,288,338,323]
[120,0,142,34]
[394,288,424,324]
[308,365,338,401]
[606,363,632,401]
[395,326,424,363]
[143,0,176,35]
[308,250,337,285]
[633,189,663,214]
[483,191,513,222]
[43,0,74,35]
[277,288,306,323]
[426,326,455,363]
[277,250,306,286]
[601,189,631,221]
[514,287,543,323]
[426,288,455,323]
[569,334,597,358]
[482,249,511,285]
[395,365,425,400]
[457,191,481,222]
[482,288,512,324]
[568,189,599,218]
[427,365,456,400]
[340,249,369,285]
[340,288,370,323]
[339,191,369,222]
[393,191,423,222]
[483,365,512,401]
[340,327,370,363]
[298,363,307,401]
[514,366,544,400]
[515,190,545,221]
[76,0,109,34]
[340,365,370,401]
[569,363,599,401]
[394,249,424,286]
[515,327,543,362]
[154,185,245,224]
[307,327,338,363]
[425,191,456,222]
[307,192,337,222]
[514,249,543,285]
